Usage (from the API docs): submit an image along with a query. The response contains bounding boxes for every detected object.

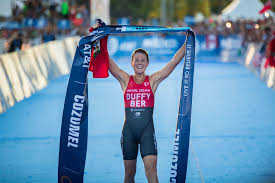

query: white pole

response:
[161,0,167,26]
[90,0,110,24]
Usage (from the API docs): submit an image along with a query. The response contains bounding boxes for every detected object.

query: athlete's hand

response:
[89,19,106,32]
[94,19,106,28]
[93,21,101,29]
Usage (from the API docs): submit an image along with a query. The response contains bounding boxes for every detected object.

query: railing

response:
[0,37,80,113]
[1,34,272,114]
[242,43,275,90]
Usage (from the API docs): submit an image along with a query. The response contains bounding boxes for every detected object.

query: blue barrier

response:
[57,19,71,30]
[0,19,70,30]
[36,18,48,29]
[23,18,37,28]
[0,37,79,114]
[0,21,21,30]
[117,18,130,25]
[108,34,242,62]
[0,33,244,114]
[108,34,185,58]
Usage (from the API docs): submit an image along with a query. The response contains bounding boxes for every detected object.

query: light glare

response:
[226,22,232,28]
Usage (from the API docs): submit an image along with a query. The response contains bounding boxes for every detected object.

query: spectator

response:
[48,0,58,24]
[266,31,275,68]
[79,4,90,28]
[264,31,275,88]
[6,31,23,52]
[61,0,69,19]
[260,27,272,54]
[252,27,272,69]
[41,25,56,43]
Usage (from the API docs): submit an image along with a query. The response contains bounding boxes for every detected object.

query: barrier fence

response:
[0,37,79,113]
[242,43,275,90]
[0,34,274,114]
[107,34,242,63]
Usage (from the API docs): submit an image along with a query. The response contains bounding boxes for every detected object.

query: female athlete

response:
[93,21,187,183]
[109,43,186,183]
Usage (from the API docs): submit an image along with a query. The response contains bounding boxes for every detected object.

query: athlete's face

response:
[131,52,149,74]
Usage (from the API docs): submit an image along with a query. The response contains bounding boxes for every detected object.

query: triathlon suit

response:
[121,75,157,160]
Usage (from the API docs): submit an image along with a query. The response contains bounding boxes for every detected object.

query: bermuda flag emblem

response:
[259,0,272,14]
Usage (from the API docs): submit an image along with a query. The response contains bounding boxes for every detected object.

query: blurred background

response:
[0,1,275,183]
[0,0,274,54]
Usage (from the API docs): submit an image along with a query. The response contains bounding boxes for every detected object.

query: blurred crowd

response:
[0,0,274,69]
[0,0,90,53]
[193,16,275,68]
[126,16,275,68]
[192,16,274,46]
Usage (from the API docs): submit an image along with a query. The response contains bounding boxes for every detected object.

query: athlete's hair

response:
[131,48,149,63]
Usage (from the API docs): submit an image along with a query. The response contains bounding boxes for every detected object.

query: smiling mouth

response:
[136,64,144,69]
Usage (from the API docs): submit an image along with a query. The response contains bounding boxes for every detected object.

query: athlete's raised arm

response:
[109,57,130,91]
[91,22,130,91]
[150,36,187,93]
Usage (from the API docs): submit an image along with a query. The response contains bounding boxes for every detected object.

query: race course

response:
[0,57,275,183]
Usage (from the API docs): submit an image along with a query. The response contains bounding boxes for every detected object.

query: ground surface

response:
[0,57,275,183]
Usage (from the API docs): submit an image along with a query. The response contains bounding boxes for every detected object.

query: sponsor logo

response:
[126,88,137,92]
[90,30,104,35]
[144,82,149,86]
[170,129,180,183]
[142,37,178,49]
[135,112,141,117]
[183,44,192,97]
[67,95,85,148]
[185,44,192,70]
[126,88,150,92]
[128,81,134,87]
[116,26,126,32]
[139,89,150,92]
[83,44,91,68]
[131,108,145,112]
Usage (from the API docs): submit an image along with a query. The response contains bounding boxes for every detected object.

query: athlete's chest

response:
[124,80,154,108]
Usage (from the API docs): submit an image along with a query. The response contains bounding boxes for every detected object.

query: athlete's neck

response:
[133,74,146,84]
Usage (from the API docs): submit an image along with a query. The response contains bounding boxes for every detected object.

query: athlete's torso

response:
[123,76,154,137]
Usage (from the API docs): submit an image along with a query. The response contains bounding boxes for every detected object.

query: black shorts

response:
[120,121,157,160]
